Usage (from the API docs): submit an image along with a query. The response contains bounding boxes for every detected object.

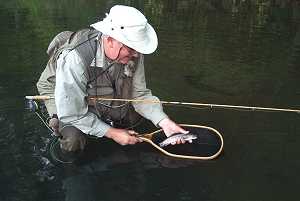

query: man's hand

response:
[158,118,188,137]
[158,118,189,145]
[105,128,142,145]
[48,117,59,135]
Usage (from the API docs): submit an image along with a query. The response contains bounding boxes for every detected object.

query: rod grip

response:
[25,95,52,100]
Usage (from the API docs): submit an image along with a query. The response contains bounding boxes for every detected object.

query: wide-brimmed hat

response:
[90,5,158,54]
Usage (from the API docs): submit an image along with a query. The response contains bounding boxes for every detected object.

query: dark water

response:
[1,0,300,201]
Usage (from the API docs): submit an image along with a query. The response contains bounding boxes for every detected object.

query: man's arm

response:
[55,50,111,137]
[36,60,57,117]
[131,55,169,125]
[131,55,188,137]
[55,50,141,145]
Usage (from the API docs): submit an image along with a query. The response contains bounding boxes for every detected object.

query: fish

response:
[159,133,197,147]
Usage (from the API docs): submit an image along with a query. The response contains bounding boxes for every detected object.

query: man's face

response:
[103,37,139,64]
[116,44,139,64]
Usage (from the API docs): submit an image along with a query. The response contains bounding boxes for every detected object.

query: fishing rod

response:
[25,95,300,114]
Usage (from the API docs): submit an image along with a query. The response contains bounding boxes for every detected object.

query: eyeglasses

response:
[121,44,138,55]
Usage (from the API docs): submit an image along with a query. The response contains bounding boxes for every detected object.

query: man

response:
[37,5,187,153]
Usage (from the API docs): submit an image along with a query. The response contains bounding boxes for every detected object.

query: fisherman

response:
[36,5,188,155]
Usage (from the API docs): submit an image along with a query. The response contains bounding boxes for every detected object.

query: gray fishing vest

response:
[41,28,138,123]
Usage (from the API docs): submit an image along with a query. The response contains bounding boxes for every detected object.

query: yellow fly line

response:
[25,95,300,114]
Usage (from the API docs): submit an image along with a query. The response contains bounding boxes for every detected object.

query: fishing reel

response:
[25,98,50,124]
[25,99,39,112]
[25,98,48,113]
[25,98,57,137]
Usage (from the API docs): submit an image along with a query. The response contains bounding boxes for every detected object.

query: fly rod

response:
[25,95,300,114]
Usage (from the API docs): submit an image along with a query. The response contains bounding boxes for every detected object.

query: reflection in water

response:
[29,119,203,201]
[52,138,201,201]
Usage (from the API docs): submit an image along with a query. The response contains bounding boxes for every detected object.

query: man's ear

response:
[105,36,115,48]
[105,36,122,49]
[103,36,122,60]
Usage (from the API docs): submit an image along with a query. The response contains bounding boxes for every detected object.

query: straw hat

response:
[91,5,158,54]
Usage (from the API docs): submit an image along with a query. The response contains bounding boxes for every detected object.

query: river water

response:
[0,0,300,201]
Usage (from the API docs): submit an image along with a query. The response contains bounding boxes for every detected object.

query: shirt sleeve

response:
[55,50,111,137]
[131,55,168,126]
[36,59,57,117]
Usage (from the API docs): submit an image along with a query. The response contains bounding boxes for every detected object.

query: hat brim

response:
[91,21,158,54]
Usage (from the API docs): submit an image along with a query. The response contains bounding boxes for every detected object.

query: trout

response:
[159,133,197,147]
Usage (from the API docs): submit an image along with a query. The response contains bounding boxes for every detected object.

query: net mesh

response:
[151,125,222,157]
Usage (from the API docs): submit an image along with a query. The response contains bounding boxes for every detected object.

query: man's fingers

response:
[132,137,142,144]
[128,139,137,145]
[137,137,143,143]
[127,131,142,144]
[181,129,189,134]
[127,130,143,143]
[127,130,139,136]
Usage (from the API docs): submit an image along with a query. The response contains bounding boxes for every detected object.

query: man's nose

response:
[131,51,139,58]
[130,49,139,58]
